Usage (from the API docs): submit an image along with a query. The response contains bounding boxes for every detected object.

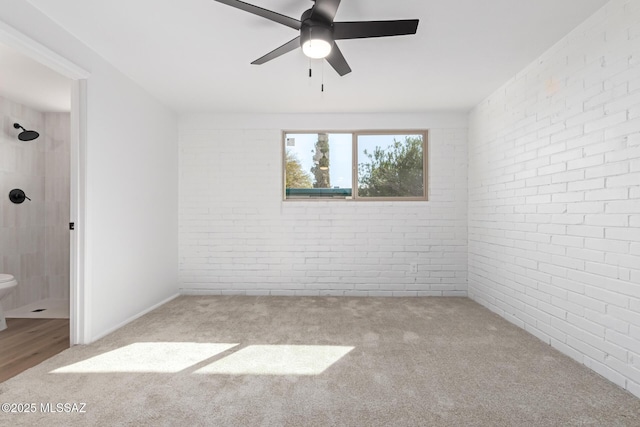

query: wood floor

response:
[0,318,69,383]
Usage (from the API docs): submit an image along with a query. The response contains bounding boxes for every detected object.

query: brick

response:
[526,175,553,187]
[608,306,640,329]
[567,225,605,238]
[585,162,630,179]
[538,163,567,176]
[607,172,640,188]
[605,200,639,213]
[552,255,586,270]
[552,170,586,183]
[583,139,628,156]
[567,336,607,362]
[566,107,605,128]
[584,237,629,253]
[526,195,552,204]
[550,339,585,362]
[565,131,605,150]
[584,188,629,201]
[606,329,640,355]
[566,247,605,262]
[552,235,584,247]
[584,214,629,226]
[567,178,606,192]
[467,0,640,398]
[605,253,640,269]
[567,155,605,170]
[538,224,567,234]
[606,227,640,241]
[567,201,605,213]
[584,112,628,133]
[605,117,640,139]
[605,91,640,115]
[552,193,585,204]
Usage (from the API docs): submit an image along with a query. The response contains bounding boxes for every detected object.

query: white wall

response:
[0,0,179,342]
[179,114,467,296]
[469,0,640,397]
[45,112,71,301]
[86,64,179,339]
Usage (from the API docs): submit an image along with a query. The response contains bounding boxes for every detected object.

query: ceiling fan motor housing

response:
[300,8,334,51]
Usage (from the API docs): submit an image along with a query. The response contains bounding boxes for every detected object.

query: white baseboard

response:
[89,293,180,343]
[179,288,468,297]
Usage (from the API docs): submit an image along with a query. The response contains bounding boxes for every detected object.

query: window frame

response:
[282,129,429,202]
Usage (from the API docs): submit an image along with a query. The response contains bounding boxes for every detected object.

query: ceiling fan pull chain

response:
[321,60,325,93]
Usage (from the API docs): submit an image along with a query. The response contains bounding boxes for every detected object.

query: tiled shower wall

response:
[0,96,70,310]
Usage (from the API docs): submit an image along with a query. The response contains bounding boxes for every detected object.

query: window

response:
[283,130,427,201]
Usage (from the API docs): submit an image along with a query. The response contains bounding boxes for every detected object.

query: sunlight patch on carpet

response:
[194,345,354,376]
[50,342,238,373]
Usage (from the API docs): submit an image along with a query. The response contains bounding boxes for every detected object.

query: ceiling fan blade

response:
[251,37,301,65]
[333,20,419,40]
[310,0,341,22]
[213,0,301,30]
[325,43,351,76]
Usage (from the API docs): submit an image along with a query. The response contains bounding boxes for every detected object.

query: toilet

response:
[0,274,18,331]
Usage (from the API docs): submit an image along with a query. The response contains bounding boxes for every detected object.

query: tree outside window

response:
[284,131,427,201]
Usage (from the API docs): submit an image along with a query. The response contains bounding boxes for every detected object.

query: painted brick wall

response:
[468,0,640,397]
[179,114,467,297]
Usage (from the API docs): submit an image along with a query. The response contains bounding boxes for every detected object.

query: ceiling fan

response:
[213,0,419,76]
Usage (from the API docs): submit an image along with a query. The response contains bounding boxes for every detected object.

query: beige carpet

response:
[1,296,638,426]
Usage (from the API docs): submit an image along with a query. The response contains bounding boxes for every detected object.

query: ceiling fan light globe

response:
[302,39,332,59]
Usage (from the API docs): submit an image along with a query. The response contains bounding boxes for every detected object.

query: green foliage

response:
[358,136,424,197]
[285,150,312,189]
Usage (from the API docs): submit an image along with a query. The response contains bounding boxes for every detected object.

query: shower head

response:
[13,123,39,141]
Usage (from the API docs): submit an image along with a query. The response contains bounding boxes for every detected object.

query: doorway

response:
[0,21,89,347]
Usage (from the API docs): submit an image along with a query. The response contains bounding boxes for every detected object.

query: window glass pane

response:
[284,133,352,199]
[357,134,425,198]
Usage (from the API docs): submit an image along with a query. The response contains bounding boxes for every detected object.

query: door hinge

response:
[69,222,75,230]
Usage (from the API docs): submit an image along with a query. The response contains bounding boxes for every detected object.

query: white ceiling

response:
[0,41,71,112]
[20,0,609,113]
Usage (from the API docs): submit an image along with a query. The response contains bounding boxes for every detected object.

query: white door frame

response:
[0,20,90,345]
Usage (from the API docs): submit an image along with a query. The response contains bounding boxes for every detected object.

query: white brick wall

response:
[469,0,640,397]
[179,114,467,297]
